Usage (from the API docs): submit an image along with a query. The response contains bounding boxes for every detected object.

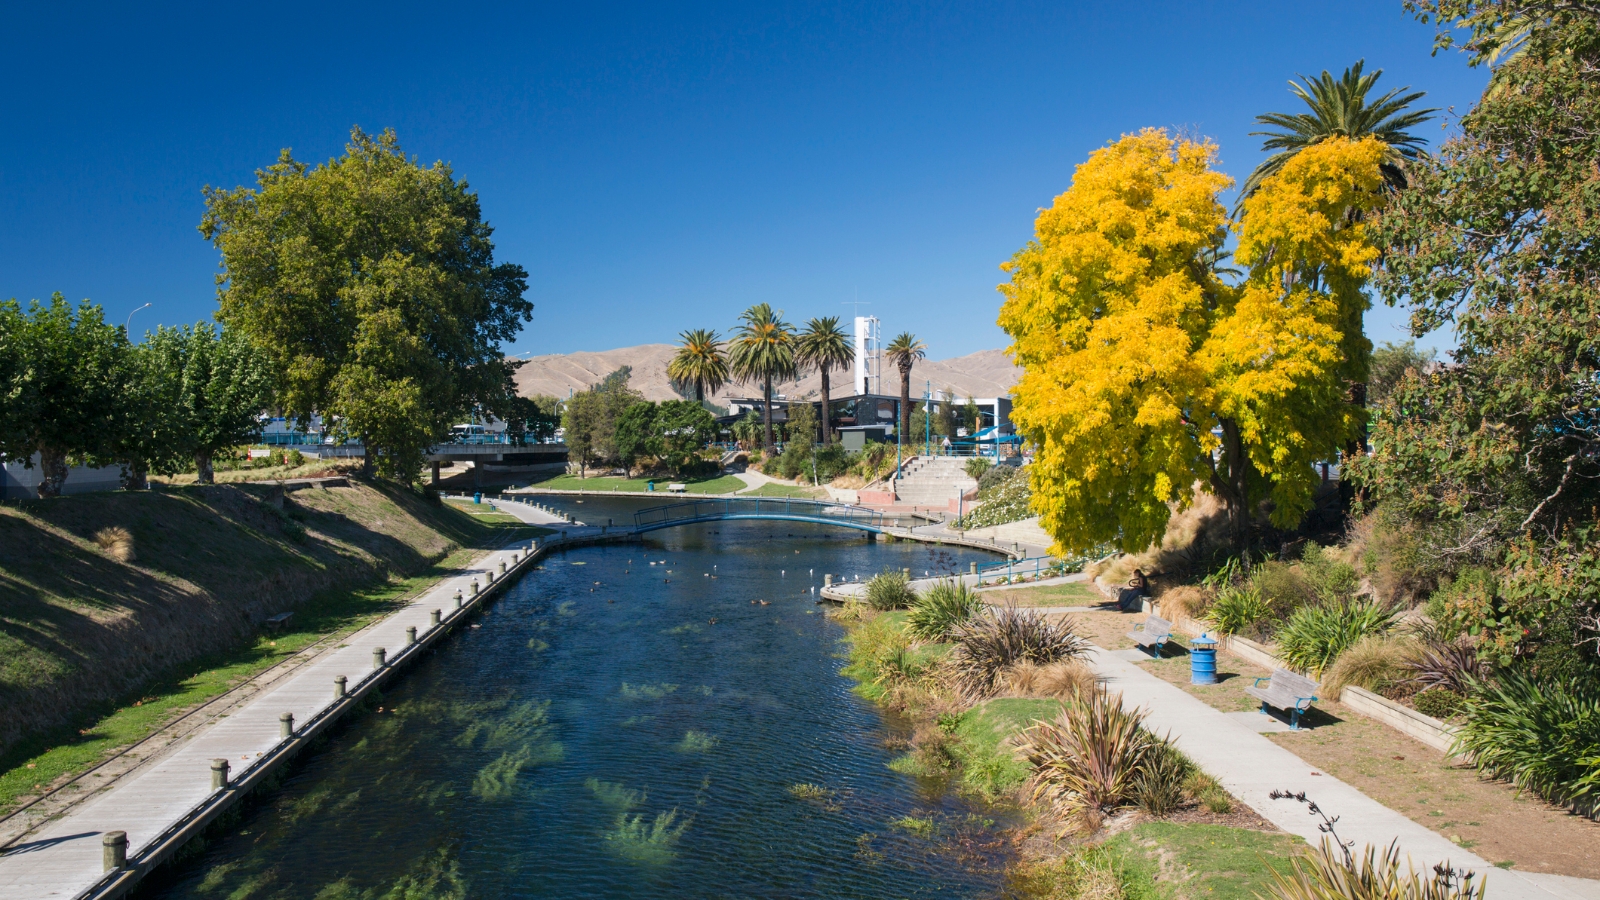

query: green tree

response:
[1,295,129,498]
[111,331,186,490]
[884,332,926,441]
[168,324,276,483]
[667,329,728,404]
[1240,60,1437,201]
[561,390,604,478]
[654,400,718,475]
[1364,5,1600,563]
[504,393,561,445]
[795,316,854,444]
[727,303,796,451]
[200,127,531,482]
[1367,340,1435,405]
[613,401,658,474]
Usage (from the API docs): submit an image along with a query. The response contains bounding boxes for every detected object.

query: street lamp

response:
[124,303,152,334]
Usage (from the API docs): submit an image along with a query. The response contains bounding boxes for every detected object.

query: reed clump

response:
[93,526,136,562]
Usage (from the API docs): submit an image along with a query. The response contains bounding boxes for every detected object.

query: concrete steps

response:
[893,456,977,504]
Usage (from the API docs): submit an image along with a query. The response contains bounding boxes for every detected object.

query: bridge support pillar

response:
[431,461,440,484]
[866,531,877,543]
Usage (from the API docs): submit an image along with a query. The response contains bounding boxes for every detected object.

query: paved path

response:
[0,499,572,900]
[1087,646,1592,900]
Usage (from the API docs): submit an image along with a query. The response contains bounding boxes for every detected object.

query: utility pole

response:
[924,380,932,456]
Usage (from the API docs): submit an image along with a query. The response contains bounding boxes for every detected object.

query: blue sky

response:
[1,2,1486,360]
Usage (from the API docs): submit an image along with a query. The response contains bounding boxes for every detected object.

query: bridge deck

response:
[633,497,886,533]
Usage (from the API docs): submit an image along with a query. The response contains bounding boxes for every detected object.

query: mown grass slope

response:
[0,480,499,760]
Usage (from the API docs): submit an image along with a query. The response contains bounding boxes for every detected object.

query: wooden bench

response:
[1126,615,1173,657]
[264,611,294,632]
[1245,668,1320,730]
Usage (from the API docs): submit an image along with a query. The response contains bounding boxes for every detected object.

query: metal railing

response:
[634,497,885,533]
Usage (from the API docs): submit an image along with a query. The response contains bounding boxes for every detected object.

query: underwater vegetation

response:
[603,808,693,864]
[674,730,720,753]
[619,682,679,700]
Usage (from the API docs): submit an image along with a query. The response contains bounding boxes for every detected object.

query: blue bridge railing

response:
[634,497,886,533]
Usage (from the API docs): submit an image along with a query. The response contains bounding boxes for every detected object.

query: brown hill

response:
[512,345,1020,404]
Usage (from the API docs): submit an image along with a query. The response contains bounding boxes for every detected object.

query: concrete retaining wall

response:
[1339,685,1459,753]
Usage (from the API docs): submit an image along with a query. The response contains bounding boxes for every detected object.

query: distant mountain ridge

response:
[511,343,1021,404]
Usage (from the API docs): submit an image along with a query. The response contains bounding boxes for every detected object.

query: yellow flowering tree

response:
[1000,130,1385,555]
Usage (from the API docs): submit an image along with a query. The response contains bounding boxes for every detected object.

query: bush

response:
[959,467,1033,529]
[964,456,993,481]
[1322,635,1413,696]
[1158,586,1213,621]
[1025,686,1159,831]
[1265,837,1485,900]
[948,606,1089,699]
[1206,584,1273,637]
[1132,741,1194,816]
[286,448,306,467]
[976,462,1017,493]
[1411,687,1464,720]
[92,526,136,563]
[1404,636,1489,695]
[1000,661,1099,699]
[1297,544,1359,605]
[1250,561,1313,616]
[1275,601,1397,677]
[907,578,983,640]
[1456,670,1600,812]
[864,568,916,611]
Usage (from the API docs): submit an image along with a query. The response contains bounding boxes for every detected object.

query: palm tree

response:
[794,316,854,444]
[884,332,926,443]
[727,303,797,451]
[667,328,728,404]
[1239,60,1437,202]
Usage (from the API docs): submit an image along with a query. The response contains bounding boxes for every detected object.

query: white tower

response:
[853,316,881,396]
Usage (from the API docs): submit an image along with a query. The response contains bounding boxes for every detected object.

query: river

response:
[137,495,1015,899]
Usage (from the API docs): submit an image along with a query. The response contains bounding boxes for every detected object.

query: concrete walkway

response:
[1087,646,1592,900]
[0,499,572,900]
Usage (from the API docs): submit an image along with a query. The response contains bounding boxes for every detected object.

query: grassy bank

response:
[0,479,538,806]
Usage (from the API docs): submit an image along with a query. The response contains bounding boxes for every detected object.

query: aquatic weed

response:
[619,682,679,700]
[890,814,938,838]
[674,730,720,753]
[586,778,646,811]
[603,808,692,864]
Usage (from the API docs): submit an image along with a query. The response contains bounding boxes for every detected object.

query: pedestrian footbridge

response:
[632,497,887,534]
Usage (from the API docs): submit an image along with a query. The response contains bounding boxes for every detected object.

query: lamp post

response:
[924,380,932,456]
[123,302,151,335]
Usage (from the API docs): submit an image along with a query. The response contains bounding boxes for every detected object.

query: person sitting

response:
[1117,568,1149,612]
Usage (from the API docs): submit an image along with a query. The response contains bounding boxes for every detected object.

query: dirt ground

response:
[1047,608,1600,879]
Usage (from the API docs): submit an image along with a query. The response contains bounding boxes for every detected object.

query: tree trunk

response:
[763,376,774,451]
[37,446,69,498]
[820,367,832,444]
[1208,418,1251,559]
[899,366,912,442]
[1340,381,1368,511]
[195,451,215,485]
[124,461,149,491]
[359,447,374,480]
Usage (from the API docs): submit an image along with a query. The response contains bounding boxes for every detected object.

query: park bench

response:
[264,611,294,632]
[667,483,688,493]
[1126,615,1173,657]
[1245,668,1320,730]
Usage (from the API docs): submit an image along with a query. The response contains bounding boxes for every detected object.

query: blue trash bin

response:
[1190,633,1218,685]
[473,492,482,505]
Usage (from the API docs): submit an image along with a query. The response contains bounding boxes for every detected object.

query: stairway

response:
[892,456,978,505]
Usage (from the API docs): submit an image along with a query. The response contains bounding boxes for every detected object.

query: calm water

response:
[141,496,1013,899]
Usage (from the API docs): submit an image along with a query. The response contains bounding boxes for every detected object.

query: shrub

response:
[1265,837,1486,900]
[1184,771,1232,813]
[948,606,1089,699]
[907,579,983,639]
[1404,637,1489,695]
[286,448,306,467]
[1206,584,1273,637]
[1251,561,1313,616]
[1275,602,1396,677]
[1411,687,1464,721]
[92,526,136,562]
[1296,544,1359,605]
[959,467,1033,529]
[1456,670,1600,811]
[977,462,1017,493]
[964,456,993,481]
[1157,585,1213,621]
[1322,635,1414,696]
[1001,661,1099,699]
[1132,741,1193,816]
[864,568,915,611]
[1025,687,1158,831]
